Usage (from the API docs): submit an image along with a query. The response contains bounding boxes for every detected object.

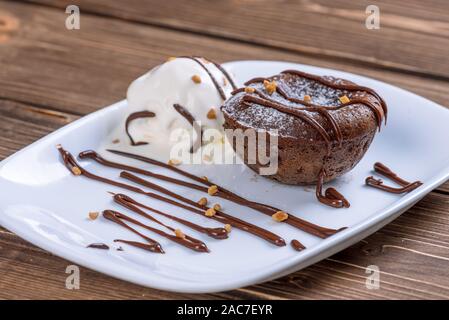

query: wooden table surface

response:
[1,0,449,299]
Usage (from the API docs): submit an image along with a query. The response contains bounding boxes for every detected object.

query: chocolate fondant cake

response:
[221,70,387,185]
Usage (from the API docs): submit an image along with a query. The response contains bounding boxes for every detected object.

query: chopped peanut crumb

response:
[207,108,217,119]
[223,77,228,86]
[272,210,289,222]
[303,95,311,102]
[203,154,212,162]
[201,176,209,182]
[244,87,255,93]
[167,56,176,61]
[208,185,218,195]
[205,208,216,217]
[174,229,185,239]
[191,75,201,84]
[339,95,350,104]
[224,224,232,233]
[198,197,208,206]
[168,158,182,166]
[112,139,120,144]
[213,203,221,211]
[71,166,82,176]
[263,80,277,95]
[88,211,99,220]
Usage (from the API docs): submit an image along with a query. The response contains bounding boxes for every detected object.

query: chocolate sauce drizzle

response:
[57,146,287,247]
[102,210,164,253]
[365,162,423,194]
[113,239,159,253]
[112,193,228,240]
[290,239,305,252]
[104,209,209,253]
[125,111,156,146]
[105,149,345,238]
[232,70,388,208]
[172,103,203,153]
[86,243,109,250]
[316,169,350,208]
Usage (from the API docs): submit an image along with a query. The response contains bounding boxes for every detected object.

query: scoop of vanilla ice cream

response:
[126,57,234,146]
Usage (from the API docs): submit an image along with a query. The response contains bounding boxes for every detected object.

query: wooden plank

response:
[0,1,448,117]
[23,0,449,79]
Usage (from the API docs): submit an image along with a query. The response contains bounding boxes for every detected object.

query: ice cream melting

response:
[104,56,236,163]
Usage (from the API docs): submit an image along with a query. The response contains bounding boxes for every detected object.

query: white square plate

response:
[1,61,449,293]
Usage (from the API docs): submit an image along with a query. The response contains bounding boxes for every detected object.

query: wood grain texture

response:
[0,0,448,299]
[22,0,449,79]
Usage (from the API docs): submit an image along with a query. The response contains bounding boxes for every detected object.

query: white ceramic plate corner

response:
[1,60,449,293]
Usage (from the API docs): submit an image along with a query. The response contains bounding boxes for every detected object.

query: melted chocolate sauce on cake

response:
[57,146,288,247]
[365,162,423,194]
[232,70,389,209]
[104,149,345,238]
[125,111,156,146]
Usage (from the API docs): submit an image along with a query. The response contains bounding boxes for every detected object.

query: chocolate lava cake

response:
[221,70,387,185]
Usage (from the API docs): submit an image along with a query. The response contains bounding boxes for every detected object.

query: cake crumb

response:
[207,108,217,119]
[339,95,350,104]
[174,229,185,239]
[198,197,208,206]
[272,211,288,222]
[191,75,202,84]
[168,159,182,166]
[88,211,99,220]
[208,185,218,195]
[245,87,255,93]
[71,166,82,176]
[263,80,277,95]
[224,224,232,233]
[205,208,216,217]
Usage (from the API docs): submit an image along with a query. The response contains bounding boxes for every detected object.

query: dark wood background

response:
[0,0,449,299]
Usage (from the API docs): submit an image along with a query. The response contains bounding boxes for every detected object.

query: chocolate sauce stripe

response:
[104,209,209,253]
[120,171,287,246]
[114,239,161,253]
[113,193,228,239]
[365,162,423,194]
[102,210,164,253]
[57,146,287,247]
[125,111,156,146]
[172,103,202,153]
[105,149,342,238]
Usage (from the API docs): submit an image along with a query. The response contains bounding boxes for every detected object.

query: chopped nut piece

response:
[339,95,350,104]
[88,211,99,220]
[201,176,209,182]
[207,108,217,119]
[71,166,82,176]
[303,95,311,102]
[167,56,176,61]
[205,208,216,217]
[174,229,185,239]
[198,197,208,206]
[224,224,232,233]
[191,75,202,84]
[168,158,182,166]
[244,87,255,93]
[272,210,289,222]
[213,203,221,211]
[203,154,212,162]
[112,139,120,144]
[263,80,277,95]
[208,185,219,195]
[223,77,228,86]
